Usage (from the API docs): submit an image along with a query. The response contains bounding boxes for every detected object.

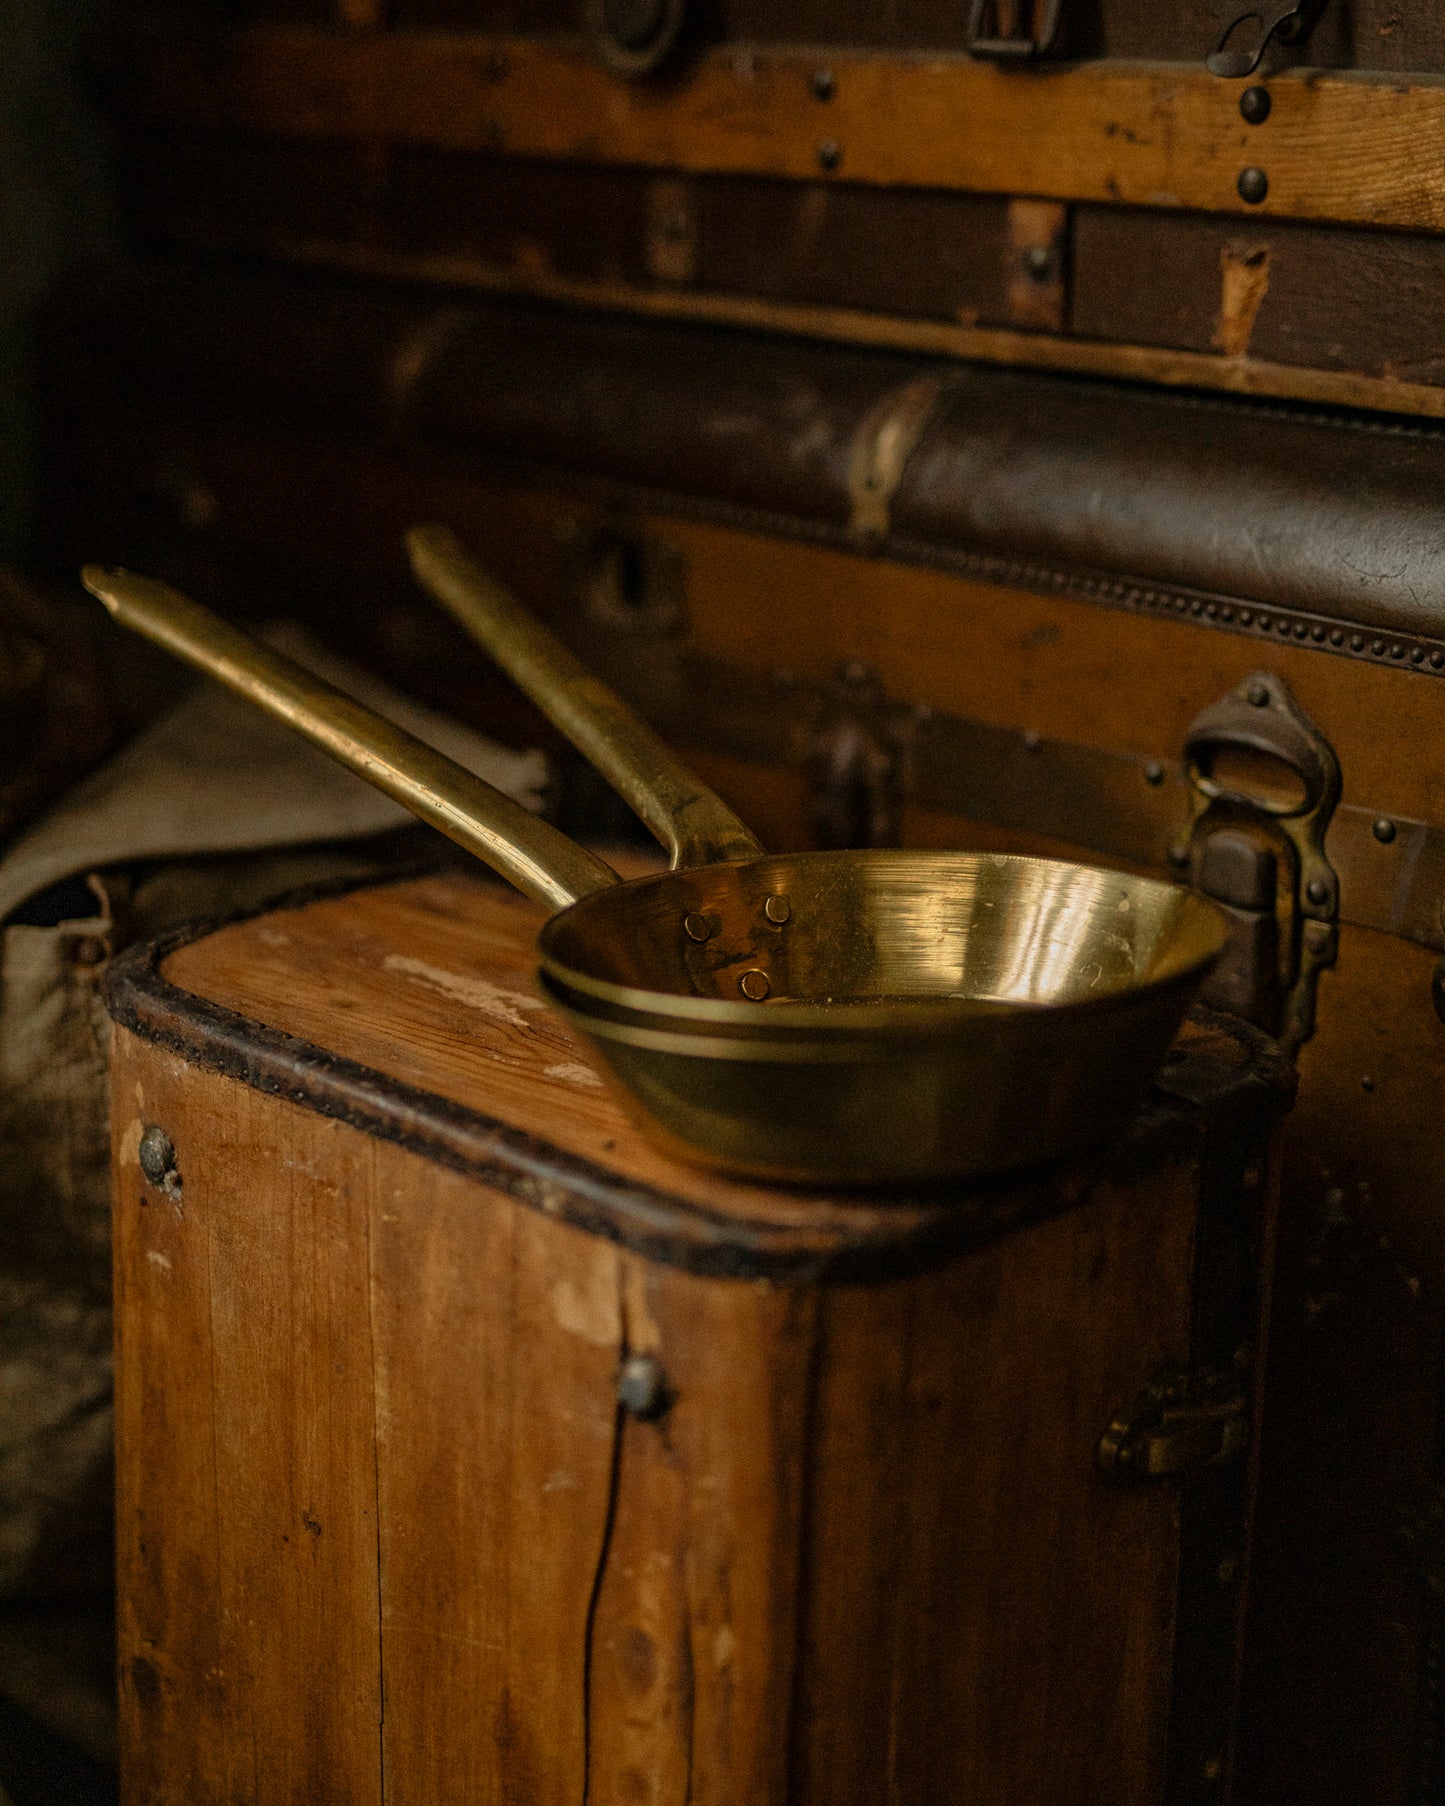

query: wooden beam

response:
[113,22,1445,232]
[195,228,1445,421]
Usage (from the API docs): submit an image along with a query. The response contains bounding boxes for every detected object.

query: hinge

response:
[967,0,1066,60]
[1098,1367,1249,1484]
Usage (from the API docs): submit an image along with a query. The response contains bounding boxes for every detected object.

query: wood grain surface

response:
[112,22,1445,233]
[112,1013,1203,1805]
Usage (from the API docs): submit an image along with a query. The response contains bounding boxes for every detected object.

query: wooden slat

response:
[370,1167,619,1804]
[113,22,1445,233]
[112,1031,385,1806]
[206,229,1445,421]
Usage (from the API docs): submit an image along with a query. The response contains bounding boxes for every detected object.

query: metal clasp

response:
[1178,671,1340,1053]
[1207,0,1326,77]
[805,662,911,850]
[1099,1368,1248,1483]
[967,0,1065,60]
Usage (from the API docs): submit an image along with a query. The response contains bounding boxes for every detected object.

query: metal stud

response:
[1306,877,1329,906]
[617,1353,670,1420]
[1025,244,1054,280]
[1247,681,1270,707]
[1433,651,1445,669]
[1144,761,1166,787]
[138,1126,176,1187]
[816,138,842,171]
[1239,85,1272,124]
[811,66,836,100]
[1237,166,1269,205]
[739,970,771,1000]
[1373,818,1397,845]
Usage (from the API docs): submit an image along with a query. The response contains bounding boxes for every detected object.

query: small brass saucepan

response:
[84,545,1225,1187]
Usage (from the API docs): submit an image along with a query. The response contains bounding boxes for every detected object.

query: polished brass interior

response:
[85,549,1226,1187]
[539,848,1220,1022]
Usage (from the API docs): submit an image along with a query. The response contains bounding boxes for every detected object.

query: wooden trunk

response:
[106,870,1285,1805]
[97,1,1445,420]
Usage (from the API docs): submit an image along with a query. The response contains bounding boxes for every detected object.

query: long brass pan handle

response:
[82,566,620,913]
[407,524,764,870]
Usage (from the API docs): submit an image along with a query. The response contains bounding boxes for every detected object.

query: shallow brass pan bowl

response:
[85,532,1224,1187]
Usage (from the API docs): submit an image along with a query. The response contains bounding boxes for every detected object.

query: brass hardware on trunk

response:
[805,662,909,851]
[1180,671,1340,1053]
[845,375,954,549]
[1098,1368,1248,1483]
[967,0,1065,60]
[585,0,686,76]
[1207,0,1326,77]
[573,523,688,635]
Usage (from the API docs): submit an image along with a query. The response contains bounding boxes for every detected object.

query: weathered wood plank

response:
[112,23,1445,232]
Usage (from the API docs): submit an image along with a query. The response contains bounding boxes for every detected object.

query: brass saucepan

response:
[83,553,1225,1187]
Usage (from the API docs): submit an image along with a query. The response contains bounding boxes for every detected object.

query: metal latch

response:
[1098,1368,1248,1483]
[805,661,911,850]
[1177,671,1340,1054]
[967,0,1065,61]
[1207,0,1326,76]
[585,0,686,76]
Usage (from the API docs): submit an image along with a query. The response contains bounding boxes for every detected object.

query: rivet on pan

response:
[764,894,791,925]
[1247,681,1269,706]
[683,912,713,943]
[811,66,836,100]
[1373,818,1397,845]
[1306,877,1329,906]
[739,970,771,1001]
[816,138,842,171]
[1144,761,1165,786]
[1433,651,1445,669]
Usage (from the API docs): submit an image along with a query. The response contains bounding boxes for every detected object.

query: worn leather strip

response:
[59,262,1445,665]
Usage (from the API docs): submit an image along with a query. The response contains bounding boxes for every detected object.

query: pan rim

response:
[537,848,1227,1032]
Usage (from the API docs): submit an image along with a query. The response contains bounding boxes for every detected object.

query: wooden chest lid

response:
[105,866,1288,1280]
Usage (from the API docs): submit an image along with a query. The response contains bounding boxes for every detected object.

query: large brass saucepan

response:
[83,547,1225,1187]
